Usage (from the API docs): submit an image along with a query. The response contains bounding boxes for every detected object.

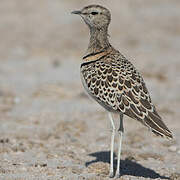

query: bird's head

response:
[72,5,111,30]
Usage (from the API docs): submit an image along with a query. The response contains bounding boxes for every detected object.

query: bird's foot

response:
[115,171,120,178]
[109,171,114,178]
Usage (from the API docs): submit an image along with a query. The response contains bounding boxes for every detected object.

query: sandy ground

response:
[0,0,180,179]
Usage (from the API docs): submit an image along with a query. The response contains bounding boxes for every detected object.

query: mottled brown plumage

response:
[72,4,173,178]
[81,47,172,138]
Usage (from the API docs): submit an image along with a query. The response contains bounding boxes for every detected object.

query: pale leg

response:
[115,113,124,178]
[108,112,115,178]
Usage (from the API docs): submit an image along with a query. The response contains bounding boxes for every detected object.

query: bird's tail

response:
[143,107,173,139]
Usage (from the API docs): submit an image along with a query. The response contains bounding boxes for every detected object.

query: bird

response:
[72,4,173,178]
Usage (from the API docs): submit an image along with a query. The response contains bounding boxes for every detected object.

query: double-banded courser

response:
[72,5,173,178]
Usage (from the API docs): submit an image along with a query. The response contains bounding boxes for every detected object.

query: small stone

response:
[169,146,177,152]
[52,59,61,68]
[14,97,21,104]
[21,167,27,171]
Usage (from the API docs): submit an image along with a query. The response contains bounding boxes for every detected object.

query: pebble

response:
[169,146,177,152]
[14,97,21,104]
[21,167,27,171]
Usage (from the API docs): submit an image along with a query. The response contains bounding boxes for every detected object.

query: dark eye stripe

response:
[91,11,98,15]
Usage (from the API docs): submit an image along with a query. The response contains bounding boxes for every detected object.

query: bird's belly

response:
[80,71,95,100]
[80,72,118,113]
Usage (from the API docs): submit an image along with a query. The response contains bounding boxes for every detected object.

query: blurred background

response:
[0,0,180,179]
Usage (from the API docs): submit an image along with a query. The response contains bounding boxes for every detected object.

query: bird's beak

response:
[71,10,82,15]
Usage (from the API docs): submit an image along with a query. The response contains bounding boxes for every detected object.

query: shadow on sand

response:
[85,151,169,179]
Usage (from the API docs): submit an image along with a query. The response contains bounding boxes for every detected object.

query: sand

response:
[0,0,180,179]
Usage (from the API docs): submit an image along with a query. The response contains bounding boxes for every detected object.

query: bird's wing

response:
[81,55,173,139]
[113,58,172,139]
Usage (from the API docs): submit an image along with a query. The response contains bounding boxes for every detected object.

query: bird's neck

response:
[86,27,110,55]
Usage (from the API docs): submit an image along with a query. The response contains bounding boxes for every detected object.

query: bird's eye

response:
[91,11,98,15]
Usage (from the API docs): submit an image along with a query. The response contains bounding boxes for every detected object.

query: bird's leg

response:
[108,112,115,178]
[115,113,124,178]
